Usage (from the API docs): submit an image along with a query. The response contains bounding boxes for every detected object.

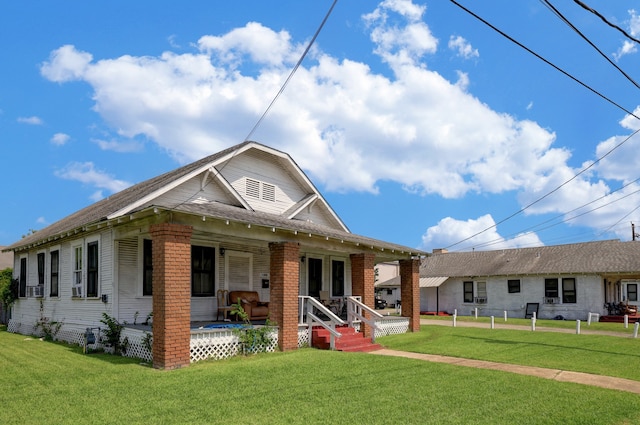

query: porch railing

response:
[299,296,345,350]
[345,296,383,342]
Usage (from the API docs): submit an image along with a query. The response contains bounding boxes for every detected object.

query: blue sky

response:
[2,0,640,253]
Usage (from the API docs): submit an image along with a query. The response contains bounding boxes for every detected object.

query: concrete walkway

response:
[369,318,640,394]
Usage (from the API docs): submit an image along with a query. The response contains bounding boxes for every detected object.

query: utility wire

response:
[243,0,339,142]
[463,177,640,251]
[542,0,640,90]
[573,0,640,46]
[446,0,640,250]
[449,0,640,121]
[168,0,339,214]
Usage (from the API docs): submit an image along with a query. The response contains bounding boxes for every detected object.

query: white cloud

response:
[36,217,47,225]
[37,0,629,241]
[40,44,92,82]
[54,162,131,195]
[613,10,640,61]
[420,214,543,252]
[92,138,143,153]
[17,116,43,125]
[448,35,478,59]
[50,132,70,146]
[614,40,637,61]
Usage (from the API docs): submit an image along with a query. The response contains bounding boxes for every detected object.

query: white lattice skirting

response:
[7,320,153,363]
[8,318,410,364]
[375,317,410,338]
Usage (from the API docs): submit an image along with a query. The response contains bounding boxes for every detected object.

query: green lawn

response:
[422,314,638,334]
[1,328,640,425]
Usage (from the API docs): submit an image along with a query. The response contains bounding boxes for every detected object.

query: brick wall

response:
[400,258,420,332]
[350,253,376,338]
[150,223,193,370]
[269,242,300,351]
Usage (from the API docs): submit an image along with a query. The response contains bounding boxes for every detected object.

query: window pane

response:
[562,278,576,304]
[508,279,520,293]
[545,278,559,298]
[37,253,45,286]
[50,251,59,297]
[463,281,473,303]
[19,258,27,298]
[191,246,215,296]
[87,242,99,297]
[143,239,153,296]
[628,284,638,302]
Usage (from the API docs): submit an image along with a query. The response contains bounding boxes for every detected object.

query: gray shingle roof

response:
[421,240,640,277]
[7,142,247,251]
[6,141,426,258]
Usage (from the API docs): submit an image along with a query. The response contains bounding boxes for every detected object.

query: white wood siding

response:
[12,231,116,329]
[222,150,307,215]
[435,275,606,320]
[152,173,236,207]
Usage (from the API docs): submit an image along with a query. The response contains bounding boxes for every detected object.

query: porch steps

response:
[311,326,382,352]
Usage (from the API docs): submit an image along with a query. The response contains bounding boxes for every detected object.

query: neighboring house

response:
[4,142,424,369]
[420,240,640,320]
[0,246,13,270]
[375,262,401,307]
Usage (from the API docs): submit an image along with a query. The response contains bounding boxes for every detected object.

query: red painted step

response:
[311,326,382,352]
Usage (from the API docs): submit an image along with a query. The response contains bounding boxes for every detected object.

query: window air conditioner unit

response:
[28,286,44,298]
[544,297,559,304]
[72,285,83,297]
[474,297,487,304]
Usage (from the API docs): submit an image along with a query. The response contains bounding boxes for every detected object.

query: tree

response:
[0,268,17,322]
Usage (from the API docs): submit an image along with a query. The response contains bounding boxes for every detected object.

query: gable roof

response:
[6,141,426,258]
[421,240,640,278]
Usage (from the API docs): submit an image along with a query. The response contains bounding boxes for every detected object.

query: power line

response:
[446,0,640,250]
[462,177,640,251]
[243,0,339,142]
[573,0,640,46]
[541,0,640,90]
[449,0,640,120]
[169,0,339,212]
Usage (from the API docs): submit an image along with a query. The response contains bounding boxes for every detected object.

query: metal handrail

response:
[346,296,383,342]
[299,296,345,349]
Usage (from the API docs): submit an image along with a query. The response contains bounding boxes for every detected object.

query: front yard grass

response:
[422,314,637,333]
[2,328,640,425]
[380,325,640,380]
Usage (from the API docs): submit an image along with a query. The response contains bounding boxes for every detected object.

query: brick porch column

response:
[350,253,376,338]
[269,242,300,351]
[150,223,193,370]
[400,258,420,332]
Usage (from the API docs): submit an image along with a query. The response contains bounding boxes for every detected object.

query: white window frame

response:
[190,239,219,298]
[223,250,253,291]
[72,244,83,297]
[71,235,101,299]
[49,246,61,298]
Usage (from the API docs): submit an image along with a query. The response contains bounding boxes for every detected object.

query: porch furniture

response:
[228,290,269,321]
[216,289,232,321]
[319,290,341,315]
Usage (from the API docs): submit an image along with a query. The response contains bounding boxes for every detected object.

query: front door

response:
[308,258,322,298]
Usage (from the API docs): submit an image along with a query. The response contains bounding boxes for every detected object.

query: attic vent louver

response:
[246,178,260,198]
[262,183,276,202]
[245,178,276,202]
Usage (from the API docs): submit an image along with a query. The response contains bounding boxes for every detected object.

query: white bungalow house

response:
[420,241,640,320]
[4,142,424,369]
